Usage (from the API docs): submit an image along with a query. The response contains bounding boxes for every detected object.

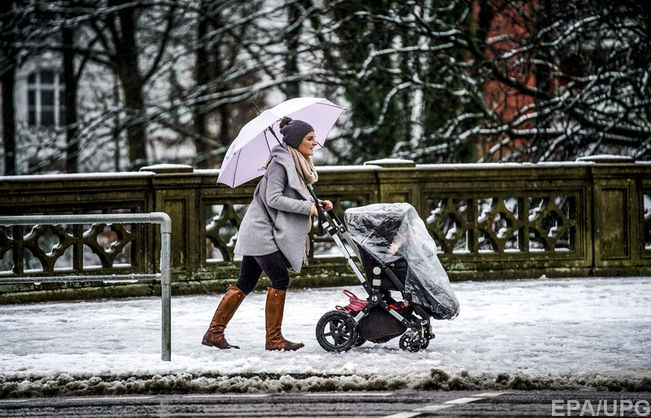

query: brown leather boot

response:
[202,285,246,349]
[265,287,304,351]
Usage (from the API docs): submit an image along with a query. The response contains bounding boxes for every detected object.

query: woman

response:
[202,117,333,351]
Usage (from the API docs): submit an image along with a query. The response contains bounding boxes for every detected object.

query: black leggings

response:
[235,251,290,294]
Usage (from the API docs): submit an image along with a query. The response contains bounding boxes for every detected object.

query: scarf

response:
[288,146,319,265]
[288,146,318,196]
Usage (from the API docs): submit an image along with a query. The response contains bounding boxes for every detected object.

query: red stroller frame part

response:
[308,186,438,353]
[335,290,367,314]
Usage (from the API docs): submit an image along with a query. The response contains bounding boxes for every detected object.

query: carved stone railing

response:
[1,157,649,303]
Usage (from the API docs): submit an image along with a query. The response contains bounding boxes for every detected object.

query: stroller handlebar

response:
[307,185,329,224]
[306,184,363,262]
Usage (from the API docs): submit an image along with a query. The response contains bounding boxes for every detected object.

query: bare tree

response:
[75,0,176,170]
[1,0,72,174]
[460,0,651,162]
[61,26,79,172]
[310,0,650,163]
[282,0,307,98]
[164,0,302,168]
[0,0,18,175]
[55,1,99,173]
[0,0,44,175]
[189,0,264,168]
[193,0,211,169]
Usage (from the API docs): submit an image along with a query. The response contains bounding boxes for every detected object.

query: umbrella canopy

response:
[217,97,345,188]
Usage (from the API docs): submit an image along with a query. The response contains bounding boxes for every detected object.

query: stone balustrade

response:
[1,156,649,303]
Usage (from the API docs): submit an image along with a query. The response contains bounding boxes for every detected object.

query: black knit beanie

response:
[279,117,314,148]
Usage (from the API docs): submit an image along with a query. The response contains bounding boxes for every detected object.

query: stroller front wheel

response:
[315,310,359,352]
[399,330,430,352]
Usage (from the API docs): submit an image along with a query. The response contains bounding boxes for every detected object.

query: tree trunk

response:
[113,76,121,172]
[219,104,229,156]
[113,2,147,170]
[1,0,17,175]
[283,2,302,98]
[62,26,78,173]
[1,64,16,175]
[213,38,228,165]
[120,70,147,170]
[532,0,552,161]
[194,0,209,169]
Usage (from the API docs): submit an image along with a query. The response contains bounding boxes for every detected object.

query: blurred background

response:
[0,0,649,175]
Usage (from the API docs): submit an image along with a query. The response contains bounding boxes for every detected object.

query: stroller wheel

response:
[399,330,427,352]
[420,338,430,350]
[315,311,359,352]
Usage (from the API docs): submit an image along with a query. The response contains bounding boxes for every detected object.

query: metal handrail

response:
[0,212,173,361]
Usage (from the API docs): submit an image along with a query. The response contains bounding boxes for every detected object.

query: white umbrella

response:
[217,97,345,188]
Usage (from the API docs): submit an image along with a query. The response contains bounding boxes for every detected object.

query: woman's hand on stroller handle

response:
[311,200,332,217]
[318,200,333,211]
[309,203,319,216]
[306,185,333,222]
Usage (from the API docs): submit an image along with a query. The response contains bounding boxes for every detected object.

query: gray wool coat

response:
[234,144,313,272]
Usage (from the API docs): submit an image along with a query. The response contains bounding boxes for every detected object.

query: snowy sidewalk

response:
[1,276,650,396]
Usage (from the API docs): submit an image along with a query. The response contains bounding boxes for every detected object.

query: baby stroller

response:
[308,188,460,353]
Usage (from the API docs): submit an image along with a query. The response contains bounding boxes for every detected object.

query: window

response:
[27,70,65,128]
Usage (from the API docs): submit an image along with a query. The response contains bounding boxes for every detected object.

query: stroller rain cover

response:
[344,203,460,320]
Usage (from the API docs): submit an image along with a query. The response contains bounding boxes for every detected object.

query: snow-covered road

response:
[1,276,649,396]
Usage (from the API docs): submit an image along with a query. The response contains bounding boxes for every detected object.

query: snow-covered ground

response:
[1,276,650,396]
